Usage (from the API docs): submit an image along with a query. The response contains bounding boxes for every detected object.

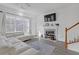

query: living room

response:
[0,3,79,55]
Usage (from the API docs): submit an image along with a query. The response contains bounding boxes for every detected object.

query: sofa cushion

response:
[7,37,21,44]
[0,36,12,48]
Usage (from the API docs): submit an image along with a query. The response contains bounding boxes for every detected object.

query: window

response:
[5,13,30,35]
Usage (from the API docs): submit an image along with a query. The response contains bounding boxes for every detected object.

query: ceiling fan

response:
[19,3,31,9]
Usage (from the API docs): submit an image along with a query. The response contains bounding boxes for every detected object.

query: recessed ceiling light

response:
[20,3,31,9]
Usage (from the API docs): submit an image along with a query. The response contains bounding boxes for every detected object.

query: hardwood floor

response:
[51,41,79,55]
[25,38,79,55]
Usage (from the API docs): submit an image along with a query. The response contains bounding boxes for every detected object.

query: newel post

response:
[65,28,68,49]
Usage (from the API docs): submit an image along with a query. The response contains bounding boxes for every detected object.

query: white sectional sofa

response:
[0,36,39,55]
[0,35,55,55]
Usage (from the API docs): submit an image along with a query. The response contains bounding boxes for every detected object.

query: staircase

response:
[65,22,79,49]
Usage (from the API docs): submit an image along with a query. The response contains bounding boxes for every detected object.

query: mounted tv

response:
[44,13,56,22]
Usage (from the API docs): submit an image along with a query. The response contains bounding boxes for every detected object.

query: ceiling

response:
[0,3,78,16]
[0,3,72,14]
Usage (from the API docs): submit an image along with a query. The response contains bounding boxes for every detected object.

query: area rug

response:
[29,40,55,55]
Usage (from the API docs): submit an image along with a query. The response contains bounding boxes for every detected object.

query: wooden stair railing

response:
[65,22,79,49]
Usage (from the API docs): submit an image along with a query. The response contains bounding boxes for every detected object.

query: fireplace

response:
[45,30,56,40]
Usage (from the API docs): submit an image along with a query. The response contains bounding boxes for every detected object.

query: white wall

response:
[36,4,79,42]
